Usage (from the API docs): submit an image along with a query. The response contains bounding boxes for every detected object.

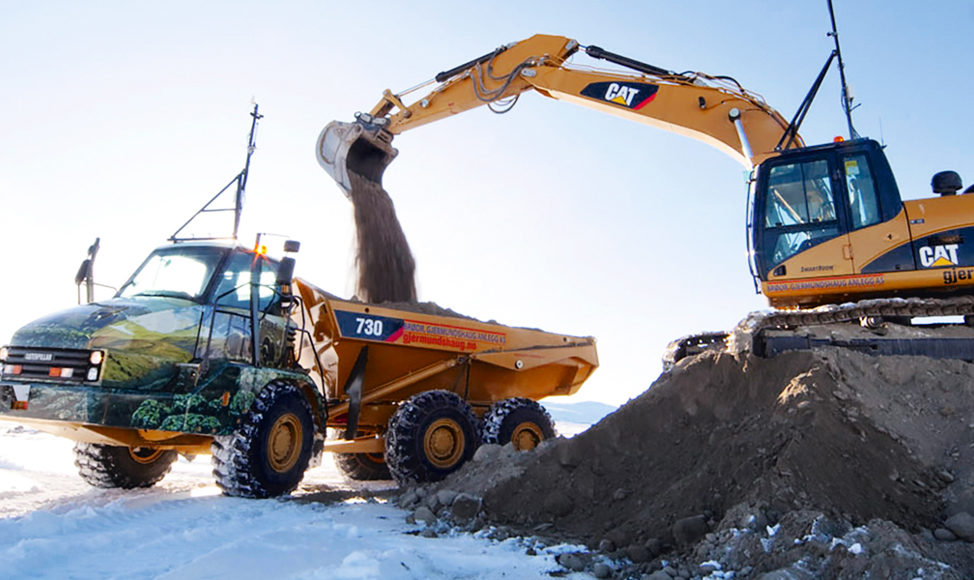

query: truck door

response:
[205,251,283,365]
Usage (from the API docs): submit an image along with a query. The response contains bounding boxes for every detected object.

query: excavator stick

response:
[316,118,398,197]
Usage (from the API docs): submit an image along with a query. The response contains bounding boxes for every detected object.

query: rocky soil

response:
[398,342,974,579]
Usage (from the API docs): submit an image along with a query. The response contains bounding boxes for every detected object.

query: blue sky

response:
[2,1,972,404]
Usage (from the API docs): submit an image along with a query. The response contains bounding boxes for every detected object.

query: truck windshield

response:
[118,246,229,301]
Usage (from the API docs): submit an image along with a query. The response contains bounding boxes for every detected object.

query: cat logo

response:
[919,243,959,268]
[580,81,659,110]
[605,83,641,107]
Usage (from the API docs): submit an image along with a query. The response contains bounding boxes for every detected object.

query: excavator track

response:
[664,295,974,370]
[744,295,974,329]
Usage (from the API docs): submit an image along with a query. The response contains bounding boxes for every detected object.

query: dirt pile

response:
[346,171,416,303]
[407,345,974,578]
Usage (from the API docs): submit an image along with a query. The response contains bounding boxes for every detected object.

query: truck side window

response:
[213,252,280,312]
[843,154,881,229]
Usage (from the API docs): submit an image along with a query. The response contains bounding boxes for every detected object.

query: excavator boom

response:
[317,34,802,193]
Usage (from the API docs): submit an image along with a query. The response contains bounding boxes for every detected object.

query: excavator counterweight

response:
[316,117,398,197]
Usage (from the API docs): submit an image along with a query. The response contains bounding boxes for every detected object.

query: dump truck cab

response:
[0,241,318,449]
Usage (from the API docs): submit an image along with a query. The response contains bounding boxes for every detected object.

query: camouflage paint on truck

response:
[0,243,319,437]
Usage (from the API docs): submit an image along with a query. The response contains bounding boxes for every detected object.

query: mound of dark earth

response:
[411,346,974,578]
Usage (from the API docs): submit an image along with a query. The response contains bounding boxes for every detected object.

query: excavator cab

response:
[750,139,912,307]
[316,115,398,197]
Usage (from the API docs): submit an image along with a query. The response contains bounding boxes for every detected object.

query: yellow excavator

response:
[318,30,974,361]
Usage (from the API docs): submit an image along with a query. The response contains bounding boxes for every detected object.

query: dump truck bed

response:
[293,279,598,432]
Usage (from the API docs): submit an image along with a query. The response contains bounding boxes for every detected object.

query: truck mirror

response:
[75,259,91,285]
[283,240,301,253]
[277,257,296,286]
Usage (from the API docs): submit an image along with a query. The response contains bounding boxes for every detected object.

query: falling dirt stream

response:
[346,171,417,304]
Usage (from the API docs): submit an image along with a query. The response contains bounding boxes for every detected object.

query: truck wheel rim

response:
[129,447,164,464]
[268,413,302,473]
[424,418,465,468]
[511,422,544,451]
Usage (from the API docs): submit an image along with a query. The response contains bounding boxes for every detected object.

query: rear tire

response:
[332,429,391,481]
[481,398,556,451]
[74,443,177,489]
[211,382,315,498]
[385,390,479,485]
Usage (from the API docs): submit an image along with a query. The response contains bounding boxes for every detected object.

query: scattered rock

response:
[592,562,611,578]
[473,444,502,463]
[624,543,650,563]
[934,527,957,542]
[598,538,615,553]
[672,515,708,546]
[436,489,458,508]
[450,493,482,521]
[557,553,585,572]
[413,506,437,526]
[944,511,974,542]
[758,569,814,580]
[698,562,719,576]
[555,443,577,468]
[643,538,661,557]
[543,491,573,517]
[398,489,420,509]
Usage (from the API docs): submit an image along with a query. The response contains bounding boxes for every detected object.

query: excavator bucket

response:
[316,119,398,197]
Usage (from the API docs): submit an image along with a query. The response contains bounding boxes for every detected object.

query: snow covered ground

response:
[0,405,612,580]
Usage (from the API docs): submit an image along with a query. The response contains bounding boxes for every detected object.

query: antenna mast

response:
[169,102,264,242]
[235,103,262,239]
[827,0,859,139]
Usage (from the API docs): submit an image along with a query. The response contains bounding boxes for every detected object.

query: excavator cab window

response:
[761,158,840,267]
[765,160,836,226]
[843,153,882,230]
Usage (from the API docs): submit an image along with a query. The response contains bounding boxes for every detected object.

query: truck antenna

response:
[827,0,859,139]
[169,102,264,242]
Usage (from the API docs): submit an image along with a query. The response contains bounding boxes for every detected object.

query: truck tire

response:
[74,443,177,489]
[332,429,391,481]
[385,390,479,485]
[481,398,556,451]
[211,381,315,498]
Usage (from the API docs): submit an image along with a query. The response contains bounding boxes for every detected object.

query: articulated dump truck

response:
[0,241,597,497]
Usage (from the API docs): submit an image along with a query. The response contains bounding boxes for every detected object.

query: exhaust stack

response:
[316,117,398,197]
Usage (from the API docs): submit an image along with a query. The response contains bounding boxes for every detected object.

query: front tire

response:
[74,443,177,489]
[211,382,315,498]
[385,390,479,485]
[481,398,556,451]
